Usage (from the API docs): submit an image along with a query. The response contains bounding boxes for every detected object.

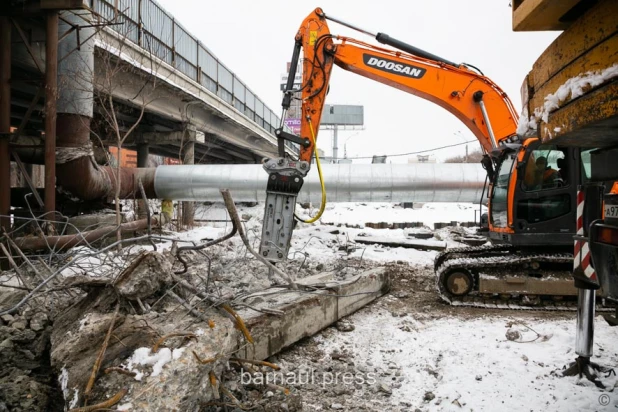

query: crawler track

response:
[435,246,613,311]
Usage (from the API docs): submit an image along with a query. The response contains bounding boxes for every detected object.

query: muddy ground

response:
[208,262,577,412]
[0,244,604,412]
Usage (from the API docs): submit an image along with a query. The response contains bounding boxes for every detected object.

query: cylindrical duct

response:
[154,163,485,203]
[57,10,94,117]
[52,10,157,200]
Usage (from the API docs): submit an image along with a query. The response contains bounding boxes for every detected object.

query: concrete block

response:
[354,236,446,251]
[235,268,390,360]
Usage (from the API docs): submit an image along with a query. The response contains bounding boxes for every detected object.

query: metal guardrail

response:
[89,0,296,153]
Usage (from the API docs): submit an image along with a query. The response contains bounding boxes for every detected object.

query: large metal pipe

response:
[10,136,111,165]
[154,163,485,203]
[54,10,156,201]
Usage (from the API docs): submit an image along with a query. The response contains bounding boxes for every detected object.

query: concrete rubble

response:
[0,201,535,411]
[3,200,614,411]
[0,237,391,411]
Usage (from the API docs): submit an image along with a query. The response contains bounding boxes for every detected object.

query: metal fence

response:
[90,0,296,153]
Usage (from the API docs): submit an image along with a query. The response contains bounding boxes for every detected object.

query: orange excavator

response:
[260,8,591,308]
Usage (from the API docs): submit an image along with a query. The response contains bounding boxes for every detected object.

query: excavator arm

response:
[286,8,519,162]
[260,8,519,262]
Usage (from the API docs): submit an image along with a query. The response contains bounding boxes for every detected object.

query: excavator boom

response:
[290,8,519,165]
[261,7,519,262]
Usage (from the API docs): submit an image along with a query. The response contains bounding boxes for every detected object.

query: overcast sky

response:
[157,0,559,163]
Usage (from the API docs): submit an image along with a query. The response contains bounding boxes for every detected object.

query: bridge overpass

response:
[1,0,296,226]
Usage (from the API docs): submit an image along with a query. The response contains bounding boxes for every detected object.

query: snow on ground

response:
[124,347,186,381]
[111,201,617,411]
[316,202,484,228]
[175,201,484,269]
[313,306,618,411]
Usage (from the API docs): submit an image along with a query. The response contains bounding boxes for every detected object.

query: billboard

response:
[284,118,301,134]
[321,105,364,126]
[280,72,302,91]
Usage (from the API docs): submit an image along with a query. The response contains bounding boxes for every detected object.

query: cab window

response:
[517,194,571,224]
[490,154,515,228]
[580,149,592,183]
[522,145,567,191]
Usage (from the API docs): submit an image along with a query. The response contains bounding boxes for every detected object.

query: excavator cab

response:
[488,141,577,248]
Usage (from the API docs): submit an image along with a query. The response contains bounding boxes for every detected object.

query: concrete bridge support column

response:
[181,141,195,228]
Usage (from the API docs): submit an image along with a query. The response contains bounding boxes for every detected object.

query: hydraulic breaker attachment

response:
[260,157,310,262]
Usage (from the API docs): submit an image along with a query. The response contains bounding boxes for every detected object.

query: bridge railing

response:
[89,0,297,154]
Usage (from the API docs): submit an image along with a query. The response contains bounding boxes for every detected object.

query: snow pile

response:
[288,226,439,267]
[59,247,127,278]
[542,63,618,121]
[518,63,618,135]
[124,347,186,381]
[516,106,537,136]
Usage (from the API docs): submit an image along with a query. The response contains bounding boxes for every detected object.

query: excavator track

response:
[435,246,614,311]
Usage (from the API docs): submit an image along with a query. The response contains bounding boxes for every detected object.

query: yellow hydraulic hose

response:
[296,118,326,223]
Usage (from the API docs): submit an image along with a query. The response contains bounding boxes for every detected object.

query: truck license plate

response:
[606,205,618,219]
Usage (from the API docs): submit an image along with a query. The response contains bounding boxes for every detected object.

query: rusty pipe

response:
[0,16,11,231]
[13,216,159,252]
[54,114,157,200]
[9,135,112,165]
[44,11,58,218]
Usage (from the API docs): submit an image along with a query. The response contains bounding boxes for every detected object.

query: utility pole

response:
[332,126,338,164]
[343,132,360,160]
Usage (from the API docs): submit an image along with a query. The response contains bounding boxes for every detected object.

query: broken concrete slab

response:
[455,236,488,247]
[235,268,390,361]
[48,250,391,410]
[354,236,447,251]
[115,251,172,300]
[433,222,461,229]
[50,285,239,411]
[365,222,424,229]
